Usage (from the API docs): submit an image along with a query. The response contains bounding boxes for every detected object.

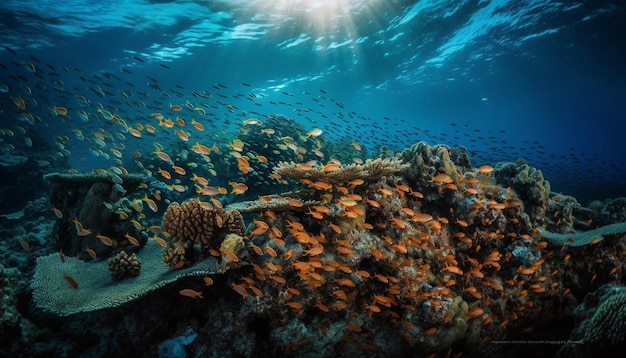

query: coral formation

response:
[0,264,33,355]
[44,172,148,259]
[274,157,409,184]
[539,221,626,247]
[157,327,198,358]
[108,250,142,280]
[558,284,626,357]
[401,142,471,186]
[492,161,551,223]
[31,240,225,315]
[162,199,245,267]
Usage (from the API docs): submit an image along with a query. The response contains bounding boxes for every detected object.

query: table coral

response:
[31,240,226,315]
[539,222,626,247]
[274,157,409,184]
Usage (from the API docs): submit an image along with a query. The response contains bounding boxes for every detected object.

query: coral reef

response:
[44,172,148,260]
[492,161,551,224]
[108,250,142,280]
[20,139,626,356]
[0,264,34,356]
[558,284,626,357]
[589,197,626,226]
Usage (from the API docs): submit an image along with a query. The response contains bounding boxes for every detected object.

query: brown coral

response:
[162,246,186,269]
[108,250,141,280]
[162,199,244,252]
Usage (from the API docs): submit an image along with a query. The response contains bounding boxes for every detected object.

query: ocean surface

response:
[0,0,624,205]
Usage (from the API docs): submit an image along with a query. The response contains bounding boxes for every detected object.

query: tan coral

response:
[162,199,244,251]
[162,246,186,269]
[107,250,141,280]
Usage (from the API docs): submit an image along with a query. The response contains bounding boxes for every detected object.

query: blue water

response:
[0,0,624,204]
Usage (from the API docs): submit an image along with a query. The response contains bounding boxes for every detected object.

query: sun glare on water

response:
[253,0,384,38]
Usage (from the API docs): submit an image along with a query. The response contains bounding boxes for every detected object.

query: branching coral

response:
[108,250,141,280]
[162,199,244,251]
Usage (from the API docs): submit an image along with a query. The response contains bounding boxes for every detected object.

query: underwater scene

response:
[1,0,625,357]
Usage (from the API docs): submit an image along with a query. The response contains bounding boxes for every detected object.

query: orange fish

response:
[196,185,220,196]
[142,195,158,212]
[63,273,79,289]
[431,173,453,184]
[159,118,175,128]
[179,289,203,299]
[191,142,211,155]
[170,103,183,111]
[85,247,97,259]
[125,233,140,246]
[412,213,433,223]
[157,168,172,179]
[229,182,249,195]
[221,247,239,262]
[53,106,68,116]
[17,239,30,251]
[174,129,190,141]
[231,283,249,298]
[127,127,142,138]
[192,174,209,186]
[96,234,114,247]
[154,151,173,163]
[50,207,63,219]
[202,276,214,286]
[152,236,168,248]
[285,301,303,312]
[171,165,186,175]
[191,119,205,131]
[476,164,494,174]
[286,198,304,207]
[72,218,91,236]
